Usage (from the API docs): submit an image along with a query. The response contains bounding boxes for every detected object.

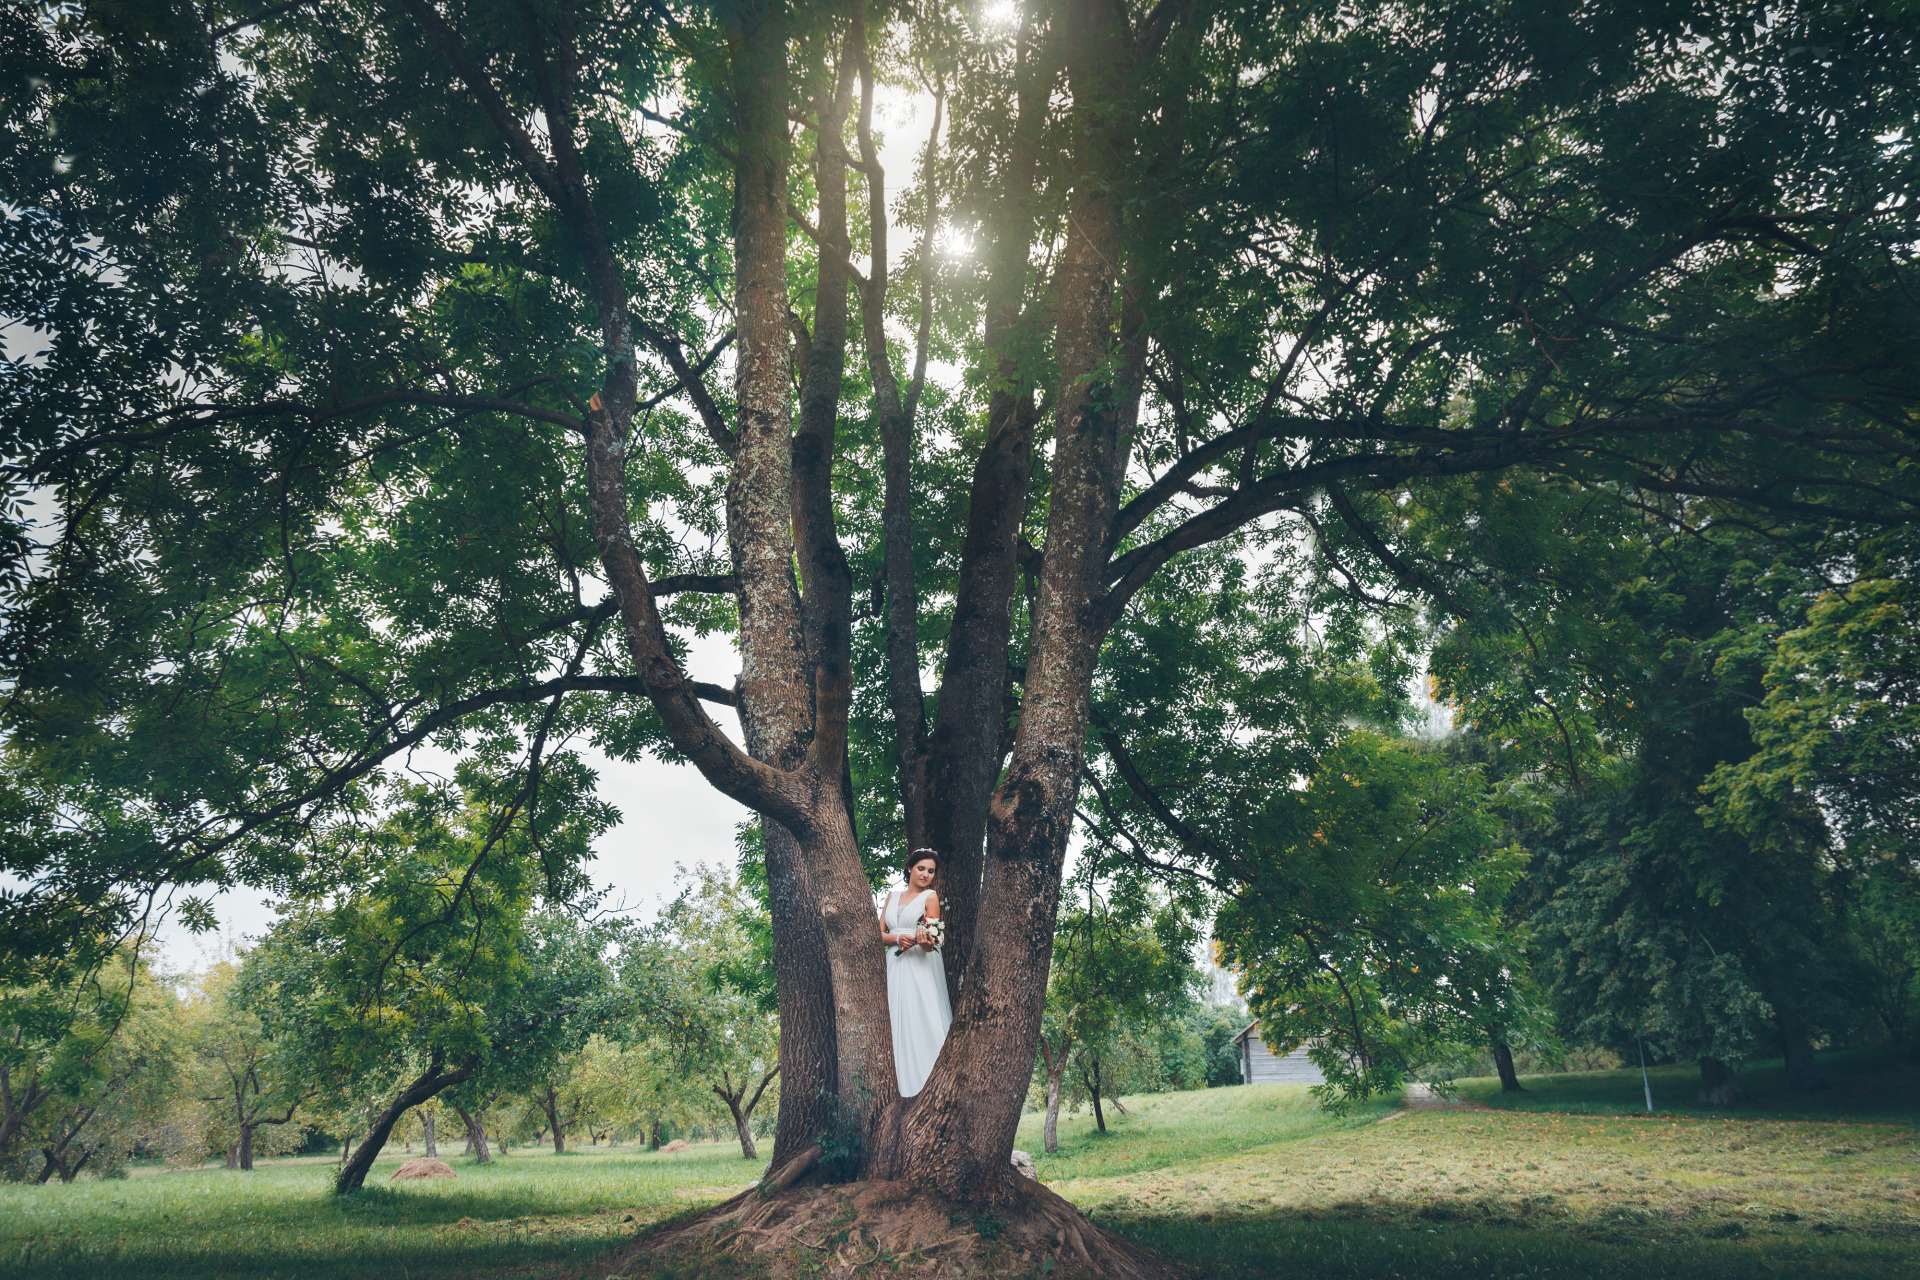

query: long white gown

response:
[883,888,953,1097]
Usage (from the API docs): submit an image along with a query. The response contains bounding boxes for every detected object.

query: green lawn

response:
[0,1139,764,1280]
[1048,1056,1920,1280]
[6,1058,1918,1280]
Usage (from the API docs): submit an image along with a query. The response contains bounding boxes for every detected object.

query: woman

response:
[878,848,953,1097]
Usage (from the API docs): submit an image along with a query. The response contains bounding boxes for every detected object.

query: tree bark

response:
[238,1124,255,1170]
[924,13,1052,1006]
[539,1086,566,1153]
[764,823,838,1168]
[851,10,938,856]
[422,1108,437,1158]
[336,1055,475,1194]
[897,0,1138,1205]
[453,1104,489,1163]
[1042,1060,1066,1155]
[1088,1058,1107,1133]
[1697,1057,1740,1105]
[1493,1039,1524,1092]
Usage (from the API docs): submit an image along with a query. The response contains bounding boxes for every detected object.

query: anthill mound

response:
[601,1176,1172,1280]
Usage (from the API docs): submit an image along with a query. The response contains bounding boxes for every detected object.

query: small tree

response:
[653,865,781,1159]
[239,786,619,1193]
[1216,732,1536,1109]
[180,960,311,1170]
[1035,893,1200,1153]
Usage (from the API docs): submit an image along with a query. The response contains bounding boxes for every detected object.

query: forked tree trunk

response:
[921,15,1051,1009]
[453,1104,489,1163]
[539,1086,566,1153]
[1088,1058,1108,1133]
[1697,1057,1740,1105]
[1493,1039,1525,1092]
[894,0,1139,1202]
[1041,1041,1068,1155]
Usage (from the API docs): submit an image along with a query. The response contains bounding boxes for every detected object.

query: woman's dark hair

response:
[905,847,940,874]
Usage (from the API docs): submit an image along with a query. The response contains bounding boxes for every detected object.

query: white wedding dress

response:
[883,889,953,1097]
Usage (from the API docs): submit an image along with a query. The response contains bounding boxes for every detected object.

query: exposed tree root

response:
[597,1154,1174,1279]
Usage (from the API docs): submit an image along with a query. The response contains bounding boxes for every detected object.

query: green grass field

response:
[4,1054,1917,1279]
[0,1139,764,1280]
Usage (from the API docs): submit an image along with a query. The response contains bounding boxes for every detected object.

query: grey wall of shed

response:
[1240,1029,1326,1085]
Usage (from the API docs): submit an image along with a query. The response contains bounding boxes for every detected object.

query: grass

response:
[1012,1077,1400,1181]
[5,1055,1917,1279]
[0,1139,765,1280]
[1455,1046,1920,1123]
[1042,1053,1920,1279]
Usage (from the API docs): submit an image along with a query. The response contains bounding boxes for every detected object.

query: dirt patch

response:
[602,1177,1174,1279]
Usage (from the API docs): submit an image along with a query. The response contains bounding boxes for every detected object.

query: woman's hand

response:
[914,926,933,952]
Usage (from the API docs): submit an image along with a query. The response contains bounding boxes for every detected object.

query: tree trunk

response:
[238,1123,255,1170]
[225,1141,239,1170]
[1778,1011,1823,1092]
[729,1099,757,1160]
[650,1118,664,1151]
[336,1056,476,1194]
[1088,1059,1107,1133]
[894,0,1136,1204]
[764,823,837,1169]
[1697,1057,1740,1105]
[923,17,1051,1009]
[540,1087,566,1153]
[1493,1039,1524,1092]
[1042,1062,1066,1155]
[453,1104,489,1163]
[422,1108,437,1158]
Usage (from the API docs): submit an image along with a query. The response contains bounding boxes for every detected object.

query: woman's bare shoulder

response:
[922,890,942,912]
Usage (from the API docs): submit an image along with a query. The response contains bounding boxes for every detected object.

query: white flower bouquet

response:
[921,917,945,950]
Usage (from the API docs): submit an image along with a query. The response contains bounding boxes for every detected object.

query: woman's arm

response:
[878,895,896,946]
[915,893,941,949]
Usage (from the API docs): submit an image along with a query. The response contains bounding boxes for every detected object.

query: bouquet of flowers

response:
[921,917,946,951]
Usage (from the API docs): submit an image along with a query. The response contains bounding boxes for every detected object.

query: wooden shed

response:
[1235,1022,1326,1085]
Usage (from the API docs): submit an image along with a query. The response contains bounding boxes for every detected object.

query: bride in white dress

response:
[878,849,953,1097]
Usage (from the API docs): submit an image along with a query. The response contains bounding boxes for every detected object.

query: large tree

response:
[4,0,1918,1234]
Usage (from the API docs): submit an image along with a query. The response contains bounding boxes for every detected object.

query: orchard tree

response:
[238,789,622,1192]
[656,865,782,1158]
[4,4,1917,1254]
[183,959,313,1170]
[1034,893,1198,1153]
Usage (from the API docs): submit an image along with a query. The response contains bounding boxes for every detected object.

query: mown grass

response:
[6,1058,1918,1280]
[0,1139,764,1280]
[1052,1064,1920,1280]
[1012,1078,1399,1180]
